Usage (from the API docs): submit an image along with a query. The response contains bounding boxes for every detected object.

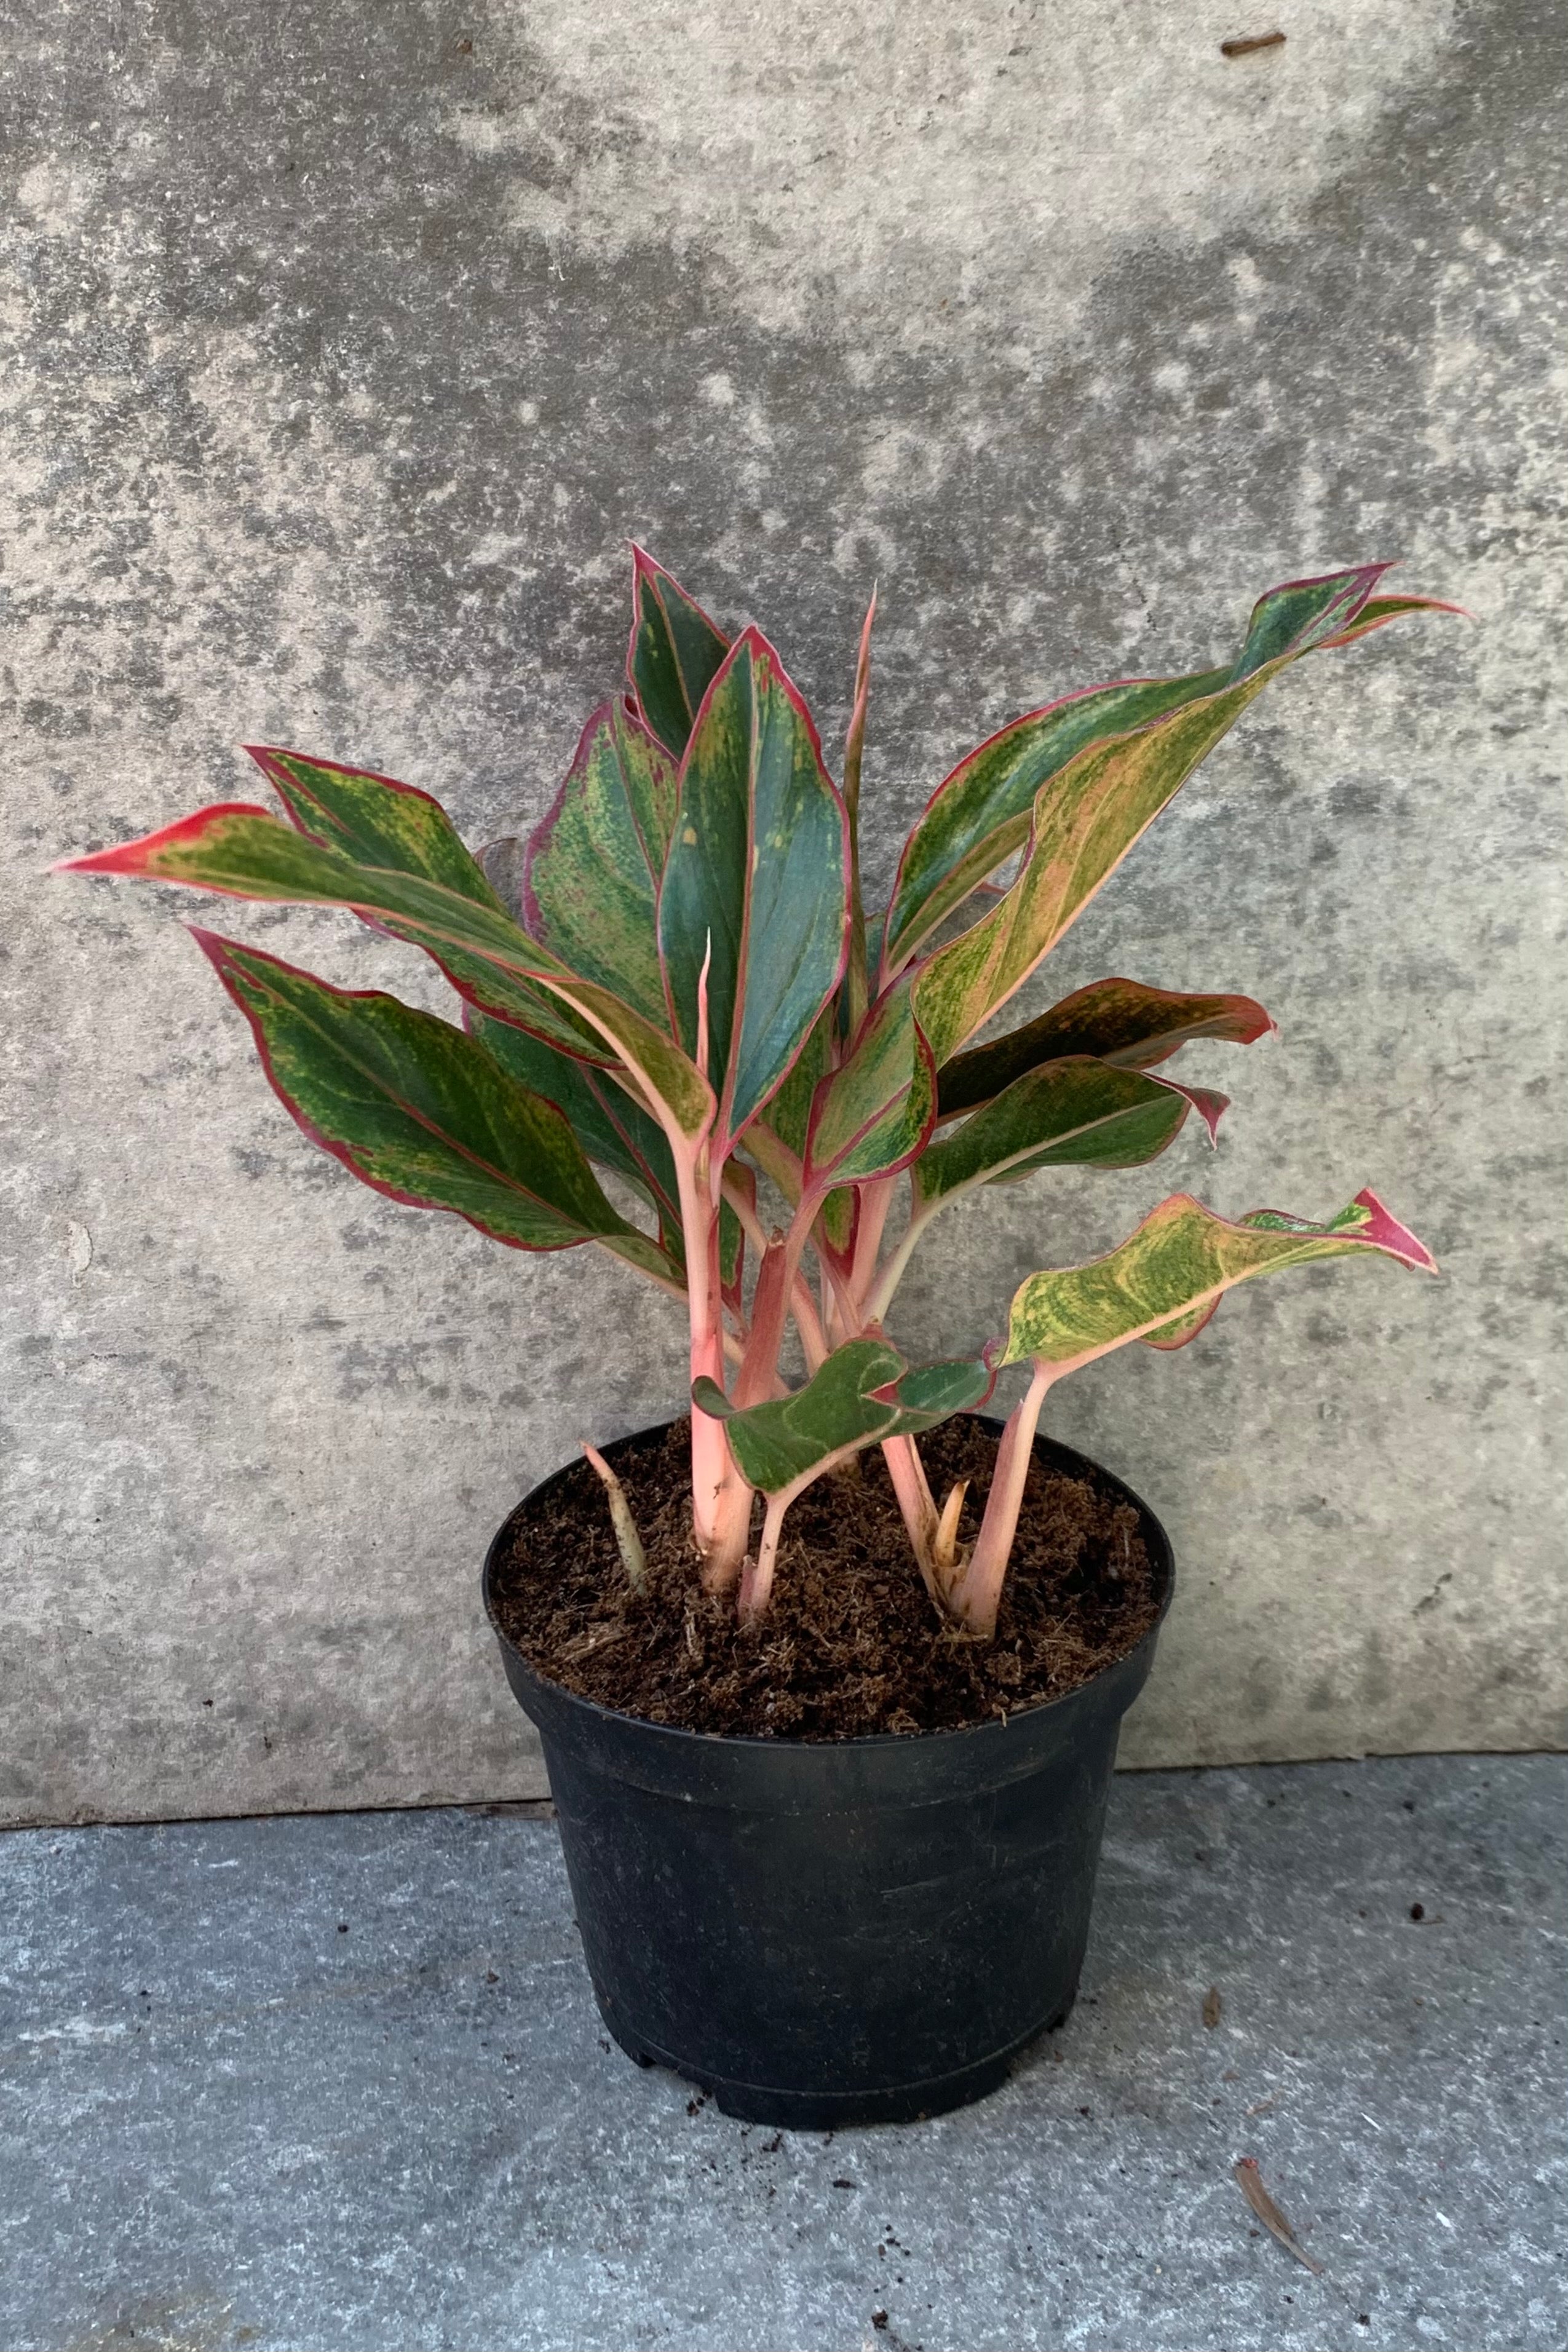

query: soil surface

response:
[491,1418,1163,1739]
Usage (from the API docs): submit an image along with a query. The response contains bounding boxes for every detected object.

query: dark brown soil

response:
[490,1417,1163,1740]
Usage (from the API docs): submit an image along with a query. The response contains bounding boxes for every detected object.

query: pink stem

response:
[702,1470,755,1594]
[678,1126,752,1588]
[881,1432,940,1600]
[736,1439,864,1625]
[684,1176,731,1556]
[847,1175,898,1317]
[705,1188,821,1598]
[791,1276,830,1371]
[943,1364,1053,1636]
[738,1491,790,1626]
[735,1238,791,1407]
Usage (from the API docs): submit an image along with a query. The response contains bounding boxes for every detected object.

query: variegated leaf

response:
[627,547,732,759]
[694,1339,993,1495]
[719,1195,745,1297]
[467,1008,684,1255]
[192,930,679,1286]
[255,745,616,1065]
[521,699,678,1024]
[1226,563,1398,677]
[659,628,849,1146]
[1138,1296,1222,1352]
[803,982,936,1190]
[473,835,624,1066]
[247,745,509,908]
[1315,591,1465,651]
[937,978,1274,1117]
[915,1058,1222,1209]
[910,679,1281,1068]
[884,561,1434,978]
[1001,1188,1437,1371]
[59,801,716,1141]
[883,670,1229,975]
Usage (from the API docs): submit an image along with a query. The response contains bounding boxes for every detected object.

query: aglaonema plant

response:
[60,552,1453,1640]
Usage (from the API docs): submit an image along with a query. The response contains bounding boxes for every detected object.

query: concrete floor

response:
[1,1757,1562,2352]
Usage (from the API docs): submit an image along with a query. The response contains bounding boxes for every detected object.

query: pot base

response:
[603,1987,1080,2128]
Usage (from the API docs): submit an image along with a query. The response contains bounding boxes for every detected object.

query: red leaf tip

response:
[1348,1187,1439,1275]
[242,743,307,780]
[53,804,276,877]
[184,922,234,964]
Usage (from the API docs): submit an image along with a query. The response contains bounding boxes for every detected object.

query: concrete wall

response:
[4,0,1562,1826]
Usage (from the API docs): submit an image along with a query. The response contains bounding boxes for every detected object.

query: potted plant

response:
[60,550,1450,2128]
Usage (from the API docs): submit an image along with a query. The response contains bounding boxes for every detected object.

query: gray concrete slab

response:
[1,1754,1562,2351]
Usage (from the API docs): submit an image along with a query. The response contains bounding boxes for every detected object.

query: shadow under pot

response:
[483,1416,1174,2131]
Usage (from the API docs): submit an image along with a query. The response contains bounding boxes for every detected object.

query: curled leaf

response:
[1002,1189,1437,1371]
[695,1340,994,1497]
[627,547,732,759]
[938,978,1275,1119]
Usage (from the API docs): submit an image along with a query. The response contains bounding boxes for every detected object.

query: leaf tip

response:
[184,921,231,967]
[1348,1186,1439,1275]
[242,743,299,788]
[1192,1087,1230,1147]
[691,1375,734,1422]
[53,834,161,877]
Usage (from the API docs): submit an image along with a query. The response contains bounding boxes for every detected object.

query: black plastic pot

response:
[483,1417,1173,2129]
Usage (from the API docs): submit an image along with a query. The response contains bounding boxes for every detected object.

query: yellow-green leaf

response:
[1002,1189,1437,1370]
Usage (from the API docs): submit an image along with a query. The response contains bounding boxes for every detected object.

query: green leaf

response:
[916,1058,1213,1209]
[659,628,848,1145]
[757,997,837,1165]
[1001,1188,1437,1371]
[468,1008,683,1250]
[803,982,936,1189]
[256,745,616,1067]
[719,1196,745,1293]
[63,801,717,1142]
[883,1355,999,1423]
[937,979,1274,1117]
[1227,562,1396,679]
[1317,592,1466,650]
[884,560,1429,978]
[521,699,678,1024]
[694,1339,993,1495]
[247,746,510,910]
[627,547,732,759]
[192,930,680,1286]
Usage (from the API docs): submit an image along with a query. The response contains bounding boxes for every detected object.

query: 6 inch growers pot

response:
[483,1416,1174,2130]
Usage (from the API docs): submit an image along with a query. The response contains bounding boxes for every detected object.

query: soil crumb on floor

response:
[491,1418,1162,1739]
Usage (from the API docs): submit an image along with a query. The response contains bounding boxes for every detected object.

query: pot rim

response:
[483,1412,1175,1758]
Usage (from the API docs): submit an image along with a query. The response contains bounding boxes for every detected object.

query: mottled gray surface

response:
[3,0,1565,1824]
[1,1757,1564,2350]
